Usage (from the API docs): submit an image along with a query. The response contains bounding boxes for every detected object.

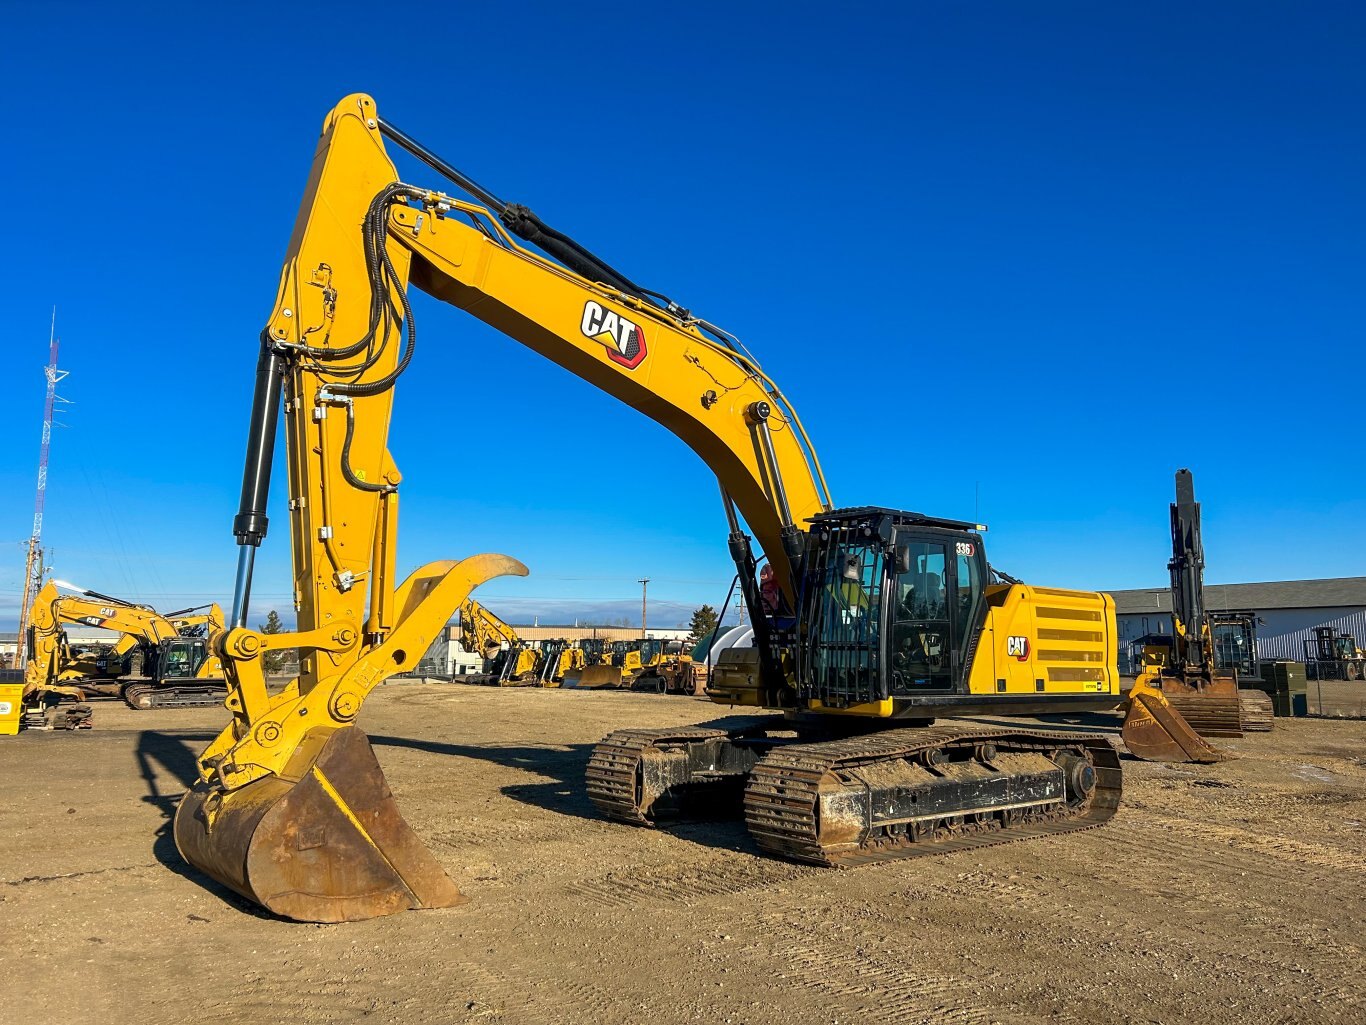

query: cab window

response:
[892,541,951,690]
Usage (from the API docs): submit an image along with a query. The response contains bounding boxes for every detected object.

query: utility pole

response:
[638,577,649,638]
[16,311,68,670]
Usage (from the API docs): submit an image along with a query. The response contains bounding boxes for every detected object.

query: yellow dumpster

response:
[0,682,23,735]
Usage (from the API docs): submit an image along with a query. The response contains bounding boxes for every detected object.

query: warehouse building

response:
[1109,576,1366,672]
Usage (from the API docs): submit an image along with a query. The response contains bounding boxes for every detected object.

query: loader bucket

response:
[574,664,625,689]
[174,725,465,923]
[1121,678,1229,764]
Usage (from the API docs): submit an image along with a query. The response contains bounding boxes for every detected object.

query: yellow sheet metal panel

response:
[0,683,22,735]
[969,585,1119,696]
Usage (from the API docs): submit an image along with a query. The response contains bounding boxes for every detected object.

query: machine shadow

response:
[371,732,759,855]
[133,729,277,917]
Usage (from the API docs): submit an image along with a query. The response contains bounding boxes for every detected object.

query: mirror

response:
[896,544,912,574]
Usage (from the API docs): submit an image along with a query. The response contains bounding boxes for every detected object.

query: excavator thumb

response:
[175,725,463,922]
[174,554,528,923]
[1121,676,1229,764]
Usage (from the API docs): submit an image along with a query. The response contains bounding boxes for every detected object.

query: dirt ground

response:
[1305,679,1366,719]
[2,684,1363,1025]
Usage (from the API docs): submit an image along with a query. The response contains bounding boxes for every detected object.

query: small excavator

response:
[174,95,1212,923]
[1120,469,1273,761]
[23,580,229,721]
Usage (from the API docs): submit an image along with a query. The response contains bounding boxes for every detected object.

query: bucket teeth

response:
[174,726,465,923]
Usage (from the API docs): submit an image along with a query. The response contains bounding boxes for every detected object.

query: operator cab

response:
[158,637,210,680]
[796,507,988,707]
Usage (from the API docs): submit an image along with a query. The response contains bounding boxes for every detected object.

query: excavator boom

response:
[1119,470,1240,761]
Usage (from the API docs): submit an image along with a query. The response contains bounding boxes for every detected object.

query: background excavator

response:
[174,94,1212,924]
[24,580,228,722]
[456,598,542,685]
[1120,470,1274,761]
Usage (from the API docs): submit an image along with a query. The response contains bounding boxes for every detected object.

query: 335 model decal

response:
[581,300,647,369]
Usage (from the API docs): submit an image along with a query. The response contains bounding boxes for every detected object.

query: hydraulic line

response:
[379,118,688,317]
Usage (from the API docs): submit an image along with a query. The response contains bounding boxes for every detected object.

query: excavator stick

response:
[174,726,463,922]
[1121,677,1229,764]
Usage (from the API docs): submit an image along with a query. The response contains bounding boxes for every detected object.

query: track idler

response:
[174,725,464,923]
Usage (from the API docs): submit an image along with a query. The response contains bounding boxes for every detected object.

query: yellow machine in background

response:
[456,597,517,666]
[628,639,693,693]
[175,95,1208,923]
[536,639,582,686]
[562,637,618,687]
[24,580,229,722]
[1122,469,1271,760]
[495,642,542,685]
[457,598,541,685]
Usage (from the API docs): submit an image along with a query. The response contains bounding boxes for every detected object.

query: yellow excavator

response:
[1120,470,1271,760]
[456,598,540,685]
[24,580,229,720]
[174,94,1212,923]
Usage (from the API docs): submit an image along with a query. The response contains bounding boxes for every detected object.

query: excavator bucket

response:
[174,555,527,922]
[1121,677,1229,764]
[175,725,465,923]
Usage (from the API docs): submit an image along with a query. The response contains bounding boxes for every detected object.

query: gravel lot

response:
[2,683,1363,1025]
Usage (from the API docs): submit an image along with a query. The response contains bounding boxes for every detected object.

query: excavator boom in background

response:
[457,598,542,685]
[175,95,1209,923]
[1121,469,1273,761]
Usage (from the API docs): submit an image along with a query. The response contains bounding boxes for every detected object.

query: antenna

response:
[15,310,70,670]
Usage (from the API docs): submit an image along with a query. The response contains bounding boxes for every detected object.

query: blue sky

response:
[1,2,1362,629]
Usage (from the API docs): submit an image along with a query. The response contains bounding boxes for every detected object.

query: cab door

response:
[890,538,953,692]
[890,533,984,694]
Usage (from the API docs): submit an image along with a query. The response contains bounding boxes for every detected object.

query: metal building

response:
[1109,576,1366,671]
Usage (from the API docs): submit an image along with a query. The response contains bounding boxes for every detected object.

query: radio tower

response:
[15,311,68,669]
